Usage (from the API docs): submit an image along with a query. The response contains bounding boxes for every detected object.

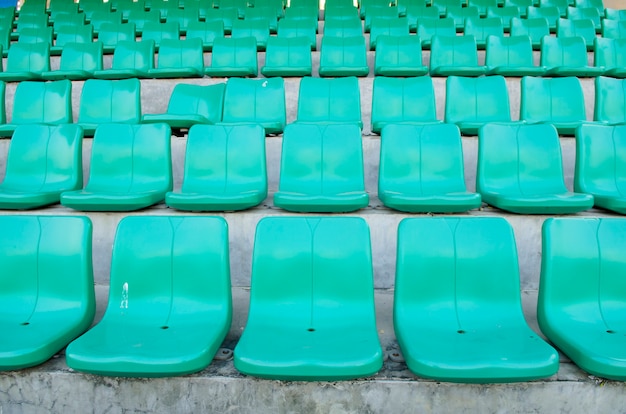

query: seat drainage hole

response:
[160,326,169,330]
[214,348,233,361]
[20,322,29,326]
[457,330,465,334]
[607,330,616,334]
[307,328,315,332]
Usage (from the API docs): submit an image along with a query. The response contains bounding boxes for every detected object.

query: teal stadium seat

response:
[166,124,267,211]
[13,15,48,41]
[510,17,550,49]
[477,123,593,214]
[601,19,626,39]
[234,217,383,380]
[97,22,136,54]
[90,11,124,35]
[166,8,199,34]
[273,123,368,213]
[485,35,546,76]
[369,16,409,50]
[429,35,487,76]
[0,124,82,209]
[80,0,111,21]
[148,38,205,78]
[394,217,559,382]
[277,18,316,50]
[297,76,362,129]
[205,7,239,34]
[141,21,180,49]
[42,41,104,80]
[60,123,172,212]
[575,0,605,15]
[363,6,400,33]
[574,124,626,214]
[142,82,225,129]
[464,17,504,49]
[323,16,363,38]
[417,17,456,49]
[244,6,279,33]
[51,12,85,36]
[231,19,270,51]
[405,5,440,32]
[595,38,626,78]
[374,35,428,77]
[66,216,231,377]
[261,36,312,77]
[51,24,94,56]
[539,218,626,381]
[0,42,50,82]
[567,6,601,32]
[540,0,568,17]
[468,0,498,16]
[505,0,533,17]
[605,8,626,21]
[205,36,258,77]
[556,18,595,50]
[186,20,224,51]
[319,35,369,77]
[93,40,155,79]
[541,36,602,77]
[446,6,480,32]
[126,10,161,34]
[0,215,95,370]
[379,124,481,213]
[594,76,626,125]
[527,6,560,32]
[486,6,520,31]
[16,26,53,47]
[117,0,148,22]
[432,0,464,16]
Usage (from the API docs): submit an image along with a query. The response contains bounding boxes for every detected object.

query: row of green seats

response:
[3,213,626,382]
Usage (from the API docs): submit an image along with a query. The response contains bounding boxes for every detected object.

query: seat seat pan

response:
[0,188,65,209]
[487,66,546,76]
[372,120,441,135]
[374,65,429,76]
[430,66,487,76]
[590,194,626,214]
[42,70,94,81]
[61,190,166,211]
[142,114,211,129]
[205,66,257,77]
[482,192,594,214]
[215,121,283,135]
[604,68,626,78]
[261,66,312,77]
[273,191,369,213]
[165,190,265,211]
[544,66,605,77]
[319,66,369,76]
[0,72,42,82]
[93,69,151,80]
[379,191,482,213]
[148,68,205,78]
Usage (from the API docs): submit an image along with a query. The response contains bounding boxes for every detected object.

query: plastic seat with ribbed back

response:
[485,35,546,76]
[142,82,225,129]
[205,36,258,77]
[431,0,463,17]
[166,8,199,34]
[235,217,383,380]
[371,76,438,134]
[567,6,601,32]
[417,17,455,49]
[556,18,596,51]
[369,17,409,50]
[66,215,231,377]
[324,5,359,21]
[254,0,285,19]
[297,76,362,129]
[575,124,626,214]
[219,77,285,134]
[0,124,82,209]
[166,124,267,211]
[261,36,312,77]
[216,0,248,18]
[141,21,180,49]
[93,40,154,79]
[445,75,511,135]
[602,19,626,39]
[547,27,599,72]
[595,38,626,78]
[0,42,50,82]
[277,18,316,50]
[17,0,46,16]
[379,124,481,213]
[539,218,626,380]
[42,41,103,81]
[429,35,487,76]
[148,38,205,78]
[0,80,71,138]
[89,11,123,35]
[205,8,239,34]
[274,123,369,213]
[446,6,480,31]
[594,76,626,125]
[283,6,318,34]
[520,76,588,135]
[504,0,532,17]
[186,20,224,51]
[464,17,504,49]
[319,35,369,77]
[0,215,94,370]
[51,24,94,56]
[527,6,559,32]
[477,123,593,214]
[97,22,136,54]
[395,217,559,382]
[77,78,142,136]
[486,6,520,32]
[374,35,428,76]
[323,16,363,38]
[60,123,172,211]
[244,6,278,33]
[510,17,549,49]
[231,19,270,51]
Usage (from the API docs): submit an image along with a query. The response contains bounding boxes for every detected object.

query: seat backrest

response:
[405,4,440,29]
[417,17,456,44]
[279,123,365,195]
[594,37,626,70]
[166,82,225,123]
[510,17,550,45]
[594,76,626,124]
[445,75,511,125]
[205,7,239,32]
[186,20,224,47]
[2,124,83,192]
[209,36,258,70]
[477,123,569,196]
[55,24,94,48]
[0,81,5,124]
[323,17,363,38]
[556,18,595,45]
[601,19,626,39]
[604,8,626,20]
[527,5,560,25]
[264,36,311,70]
[141,21,180,44]
[17,26,53,45]
[86,123,172,193]
[380,123,467,195]
[181,124,267,195]
[540,36,589,68]
[97,22,136,50]
[110,39,155,71]
[520,76,586,124]
[155,38,204,70]
[446,6,480,29]
[277,18,316,48]
[104,216,230,326]
[395,217,526,328]
[486,6,520,28]
[540,0,568,15]
[485,35,534,67]
[6,42,50,73]
[575,0,605,14]
[320,35,367,68]
[249,216,375,327]
[464,16,504,42]
[430,35,479,67]
[374,34,423,72]
[90,11,123,32]
[12,80,71,125]
[468,0,499,14]
[78,78,142,124]
[297,76,361,127]
[574,124,626,195]
[567,6,601,25]
[222,77,286,133]
[231,19,270,47]
[58,41,103,72]
[369,16,410,48]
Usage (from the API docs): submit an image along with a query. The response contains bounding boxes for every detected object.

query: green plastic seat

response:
[540,0,568,16]
[574,124,626,213]
[297,76,362,129]
[463,16,504,49]
[51,12,85,35]
[602,19,626,39]
[486,6,520,31]
[405,5,440,32]
[149,0,180,20]
[429,35,487,76]
[283,5,318,32]
[90,11,123,35]
[363,6,400,32]
[510,17,550,49]
[97,22,136,54]
[219,77,285,134]
[48,0,79,18]
[0,215,94,371]
[186,20,224,51]
[166,124,267,211]
[368,17,409,50]
[445,75,511,135]
[42,41,103,80]
[521,76,587,135]
[446,6,480,31]
[432,0,463,16]
[468,0,498,16]
[141,21,180,49]
[93,40,154,79]
[66,215,231,377]
[0,42,50,82]
[324,5,359,21]
[116,0,148,21]
[323,17,363,38]
[17,0,46,16]
[215,0,248,19]
[261,36,312,77]
[527,6,560,32]
[51,24,94,56]
[81,0,111,21]
[594,76,626,125]
[60,123,172,211]
[605,8,626,21]
[505,0,533,16]
[539,218,626,380]
[13,15,47,40]
[254,0,285,19]
[360,0,394,19]
[142,83,225,129]
[231,19,270,51]
[205,36,258,77]
[477,123,593,214]
[395,217,559,383]
[379,124,481,213]
[556,18,595,50]
[417,17,455,49]
[575,0,604,14]
[567,6,601,32]
[274,123,368,213]
[319,35,369,77]
[594,38,626,78]
[77,78,142,136]
[16,26,53,47]
[371,76,438,134]
[244,6,278,33]
[166,8,199,35]
[277,18,316,50]
[126,9,161,34]
[374,35,428,76]
[486,35,546,76]
[235,216,382,380]
[148,38,204,78]
[0,124,82,209]
[205,8,239,34]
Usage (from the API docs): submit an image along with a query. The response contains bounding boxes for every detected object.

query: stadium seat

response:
[395,217,559,382]
[594,76,626,125]
[141,21,180,49]
[0,42,50,82]
[205,36,258,77]
[540,0,568,17]
[148,38,205,78]
[405,4,440,32]
[296,76,362,129]
[505,0,533,17]
[431,0,464,17]
[539,217,626,381]
[379,124,481,213]
[463,17,504,49]
[510,17,550,49]
[51,24,94,56]
[369,17,409,50]
[319,36,370,77]
[363,6,401,32]
[66,215,231,377]
[541,36,602,77]
[556,18,595,50]
[601,19,626,39]
[205,7,239,34]
[60,123,172,211]
[371,76,438,134]
[283,5,318,32]
[274,123,368,213]
[97,22,136,54]
[324,5,359,21]
[117,0,148,21]
[166,124,267,211]
[374,35,428,76]
[277,18,316,50]
[80,0,111,21]
[594,38,626,78]
[575,0,605,15]
[361,0,395,19]
[77,78,142,136]
[90,11,123,35]
[567,6,601,32]
[477,123,593,214]
[485,35,545,76]
[323,17,363,38]
[527,6,560,32]
[605,8,626,21]
[486,6,520,31]
[13,15,48,40]
[126,10,161,34]
[429,35,487,76]
[445,75,511,135]
[149,0,180,20]
[51,12,85,35]
[0,215,95,371]
[93,40,155,79]
[0,24,10,56]
[42,41,104,80]
[142,82,225,129]
[166,8,199,34]
[418,18,456,50]
[234,217,383,380]
[520,76,588,135]
[186,20,224,51]
[468,0,498,16]
[261,36,312,77]
[0,124,83,209]
[220,77,286,135]
[446,6,480,31]
[16,26,53,47]
[231,19,270,51]
[244,6,278,33]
